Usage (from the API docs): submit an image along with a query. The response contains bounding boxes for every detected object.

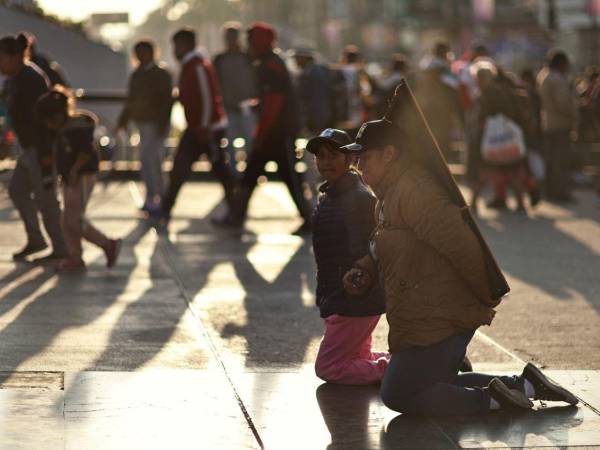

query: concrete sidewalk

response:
[0,180,599,449]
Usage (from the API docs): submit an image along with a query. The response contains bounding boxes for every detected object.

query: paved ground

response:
[0,178,599,449]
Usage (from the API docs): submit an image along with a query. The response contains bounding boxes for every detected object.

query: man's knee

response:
[380,381,412,413]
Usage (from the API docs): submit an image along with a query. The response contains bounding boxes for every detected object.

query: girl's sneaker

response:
[54,258,86,273]
[104,239,122,268]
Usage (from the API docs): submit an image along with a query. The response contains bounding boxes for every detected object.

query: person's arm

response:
[254,60,286,147]
[400,174,493,303]
[179,63,212,141]
[65,126,95,186]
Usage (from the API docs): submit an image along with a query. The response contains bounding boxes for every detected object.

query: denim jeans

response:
[137,122,166,207]
[380,331,522,416]
[9,148,67,255]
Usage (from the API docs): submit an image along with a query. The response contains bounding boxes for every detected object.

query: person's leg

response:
[8,156,45,246]
[161,129,201,217]
[78,175,111,249]
[61,181,84,261]
[138,122,165,207]
[225,109,243,177]
[380,331,520,416]
[315,314,388,385]
[205,129,235,207]
[545,131,571,200]
[490,169,508,205]
[27,153,68,256]
[233,147,270,222]
[556,131,572,199]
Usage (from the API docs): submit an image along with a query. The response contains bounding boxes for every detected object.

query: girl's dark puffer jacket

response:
[312,170,385,319]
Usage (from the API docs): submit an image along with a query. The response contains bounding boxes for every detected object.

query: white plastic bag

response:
[528,151,546,180]
[481,114,526,164]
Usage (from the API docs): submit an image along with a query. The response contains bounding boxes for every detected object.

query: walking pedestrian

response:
[219,22,311,232]
[415,42,463,161]
[36,87,121,272]
[117,39,173,214]
[537,50,576,202]
[293,48,333,135]
[341,119,578,416]
[334,45,374,137]
[470,60,539,213]
[0,33,68,262]
[159,28,234,225]
[306,128,388,385]
[213,22,258,178]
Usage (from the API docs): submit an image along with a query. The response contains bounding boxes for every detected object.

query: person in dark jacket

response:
[306,128,388,385]
[293,48,333,135]
[0,33,67,262]
[117,39,173,213]
[36,87,121,272]
[213,22,257,178]
[219,22,311,232]
[26,32,69,87]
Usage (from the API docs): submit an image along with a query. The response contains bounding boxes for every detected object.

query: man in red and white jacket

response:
[159,28,234,222]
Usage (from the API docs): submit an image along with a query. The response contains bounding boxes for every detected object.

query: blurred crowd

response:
[0,21,599,270]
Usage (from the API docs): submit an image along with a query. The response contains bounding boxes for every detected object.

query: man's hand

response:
[343,267,372,296]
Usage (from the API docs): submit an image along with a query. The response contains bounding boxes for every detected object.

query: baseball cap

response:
[305,128,352,154]
[341,119,398,153]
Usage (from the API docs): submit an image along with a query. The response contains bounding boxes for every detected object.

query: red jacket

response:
[179,50,227,140]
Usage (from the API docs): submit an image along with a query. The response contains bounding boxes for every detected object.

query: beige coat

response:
[356,156,497,352]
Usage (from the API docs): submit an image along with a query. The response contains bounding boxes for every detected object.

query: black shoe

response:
[459,356,473,373]
[522,363,578,405]
[488,378,533,410]
[32,252,68,264]
[487,198,508,210]
[12,242,48,261]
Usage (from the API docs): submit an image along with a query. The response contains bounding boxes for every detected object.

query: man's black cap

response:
[306,128,352,154]
[341,119,397,153]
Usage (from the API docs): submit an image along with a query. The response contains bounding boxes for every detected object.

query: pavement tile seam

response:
[127,180,265,449]
[152,232,266,450]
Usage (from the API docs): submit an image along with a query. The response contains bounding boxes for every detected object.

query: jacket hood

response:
[248,22,276,57]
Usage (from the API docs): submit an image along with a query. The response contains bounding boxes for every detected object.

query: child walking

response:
[36,87,121,272]
[307,128,389,385]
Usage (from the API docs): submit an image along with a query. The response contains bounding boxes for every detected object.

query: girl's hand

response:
[343,267,372,296]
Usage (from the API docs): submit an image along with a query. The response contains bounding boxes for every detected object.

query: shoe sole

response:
[12,245,49,261]
[490,378,534,409]
[525,363,579,406]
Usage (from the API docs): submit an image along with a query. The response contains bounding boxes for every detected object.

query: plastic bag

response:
[481,114,526,164]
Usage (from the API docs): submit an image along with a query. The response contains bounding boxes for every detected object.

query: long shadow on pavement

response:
[221,238,322,368]
[0,219,151,383]
[478,211,600,311]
